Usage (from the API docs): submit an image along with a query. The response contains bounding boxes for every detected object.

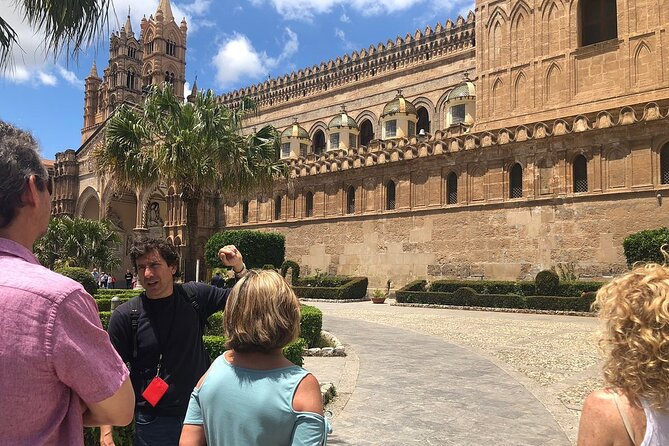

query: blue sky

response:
[0,0,473,160]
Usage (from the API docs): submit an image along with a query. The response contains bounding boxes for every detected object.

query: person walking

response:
[180,270,327,446]
[100,237,247,446]
[0,120,134,445]
[577,263,669,445]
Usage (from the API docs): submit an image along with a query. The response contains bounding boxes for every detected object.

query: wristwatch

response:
[233,263,247,278]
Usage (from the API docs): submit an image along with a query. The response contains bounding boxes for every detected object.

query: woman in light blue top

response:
[180,270,327,446]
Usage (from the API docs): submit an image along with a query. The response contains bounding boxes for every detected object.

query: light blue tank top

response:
[184,353,326,445]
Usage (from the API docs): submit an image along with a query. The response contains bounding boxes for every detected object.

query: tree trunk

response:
[183,197,200,282]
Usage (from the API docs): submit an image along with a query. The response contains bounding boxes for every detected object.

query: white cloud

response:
[4,66,31,83]
[253,0,423,20]
[56,66,83,87]
[183,81,192,101]
[37,71,57,86]
[334,28,356,51]
[340,12,350,22]
[212,28,299,89]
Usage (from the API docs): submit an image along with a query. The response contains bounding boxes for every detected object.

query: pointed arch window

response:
[166,40,177,57]
[313,130,325,155]
[360,120,374,146]
[573,155,588,192]
[447,172,458,204]
[127,47,136,59]
[126,70,136,89]
[346,186,356,214]
[242,201,249,223]
[386,181,396,210]
[510,163,523,198]
[661,144,669,184]
[305,191,314,217]
[274,196,282,220]
[417,107,430,134]
[580,0,618,46]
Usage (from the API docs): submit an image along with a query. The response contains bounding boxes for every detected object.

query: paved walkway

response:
[304,301,601,446]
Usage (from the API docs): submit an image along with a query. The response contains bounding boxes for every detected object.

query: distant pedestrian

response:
[92,267,99,283]
[101,272,109,289]
[211,271,225,288]
[125,269,133,289]
[109,275,116,289]
[577,263,669,445]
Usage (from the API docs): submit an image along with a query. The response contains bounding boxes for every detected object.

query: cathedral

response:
[52,0,669,287]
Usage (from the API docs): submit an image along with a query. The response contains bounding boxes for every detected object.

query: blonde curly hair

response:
[594,263,669,410]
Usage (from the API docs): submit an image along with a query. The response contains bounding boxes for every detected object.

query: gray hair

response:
[0,120,48,228]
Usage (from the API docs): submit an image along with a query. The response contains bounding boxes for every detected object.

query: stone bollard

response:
[110,296,121,311]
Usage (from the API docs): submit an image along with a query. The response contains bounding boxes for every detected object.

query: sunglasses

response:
[30,175,53,195]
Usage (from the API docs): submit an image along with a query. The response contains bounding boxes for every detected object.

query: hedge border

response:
[293,277,368,300]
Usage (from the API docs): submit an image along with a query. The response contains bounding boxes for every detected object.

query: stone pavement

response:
[303,301,601,446]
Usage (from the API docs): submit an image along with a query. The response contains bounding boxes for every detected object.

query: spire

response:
[157,0,174,22]
[124,8,133,35]
[191,76,198,94]
[89,61,98,78]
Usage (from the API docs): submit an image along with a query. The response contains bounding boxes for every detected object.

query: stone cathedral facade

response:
[53,0,669,286]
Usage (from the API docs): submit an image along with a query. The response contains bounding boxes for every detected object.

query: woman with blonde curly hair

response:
[179,269,327,446]
[577,263,669,446]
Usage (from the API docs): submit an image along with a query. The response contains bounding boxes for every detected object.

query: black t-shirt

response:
[125,273,133,282]
[108,282,230,417]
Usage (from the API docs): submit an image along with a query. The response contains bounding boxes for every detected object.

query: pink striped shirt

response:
[0,237,129,445]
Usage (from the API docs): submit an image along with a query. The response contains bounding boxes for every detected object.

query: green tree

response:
[1,0,110,70]
[96,84,285,281]
[34,216,121,271]
[623,227,669,266]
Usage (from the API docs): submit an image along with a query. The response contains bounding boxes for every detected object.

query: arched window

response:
[573,155,588,192]
[360,120,374,146]
[166,40,177,56]
[346,186,355,214]
[242,201,249,223]
[510,163,523,198]
[580,0,617,46]
[386,181,396,210]
[127,46,136,58]
[126,70,136,89]
[417,107,430,134]
[447,172,458,204]
[661,144,669,184]
[312,130,325,155]
[274,196,282,220]
[305,192,314,217]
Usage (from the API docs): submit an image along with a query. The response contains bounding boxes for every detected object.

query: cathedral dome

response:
[281,121,309,139]
[328,107,358,129]
[446,81,476,101]
[381,90,417,118]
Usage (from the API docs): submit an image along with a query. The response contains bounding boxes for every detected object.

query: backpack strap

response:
[128,295,141,361]
[176,282,208,333]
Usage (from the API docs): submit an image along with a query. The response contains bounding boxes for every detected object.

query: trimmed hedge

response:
[56,266,98,295]
[396,283,598,312]
[281,260,300,283]
[535,270,560,296]
[95,289,139,299]
[205,230,285,269]
[293,277,368,300]
[297,275,350,287]
[203,335,306,366]
[403,280,427,292]
[94,297,130,311]
[426,279,603,297]
[300,305,323,347]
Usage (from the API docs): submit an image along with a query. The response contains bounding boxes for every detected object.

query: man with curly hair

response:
[0,120,135,445]
[577,263,669,445]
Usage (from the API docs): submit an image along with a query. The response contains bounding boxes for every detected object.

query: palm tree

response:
[34,216,121,271]
[96,83,285,281]
[1,0,110,70]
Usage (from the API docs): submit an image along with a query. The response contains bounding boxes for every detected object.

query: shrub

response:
[94,298,130,312]
[95,289,140,299]
[401,280,427,292]
[204,230,285,269]
[203,335,305,366]
[262,264,277,270]
[452,287,477,304]
[205,311,225,336]
[525,295,595,312]
[300,305,323,347]
[623,227,669,266]
[56,266,98,295]
[296,275,350,287]
[535,270,559,296]
[281,260,300,283]
[293,277,368,300]
[99,311,111,330]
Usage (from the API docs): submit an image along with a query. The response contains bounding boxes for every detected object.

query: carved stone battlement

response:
[218,12,475,110]
[285,101,669,178]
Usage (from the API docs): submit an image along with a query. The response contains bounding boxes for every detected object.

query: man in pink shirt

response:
[0,120,135,445]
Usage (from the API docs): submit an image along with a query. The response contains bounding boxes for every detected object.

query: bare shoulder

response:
[292,373,324,415]
[577,389,634,446]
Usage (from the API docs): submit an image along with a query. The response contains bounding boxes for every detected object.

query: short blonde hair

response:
[594,263,669,410]
[224,269,301,353]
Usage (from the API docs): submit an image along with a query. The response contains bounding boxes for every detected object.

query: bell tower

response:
[139,0,187,100]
